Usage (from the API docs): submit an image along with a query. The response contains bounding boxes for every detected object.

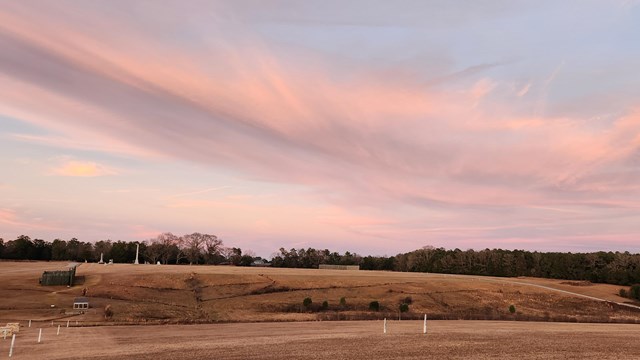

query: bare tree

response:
[144,240,163,264]
[183,232,206,265]
[220,247,235,263]
[157,232,179,265]
[203,234,223,264]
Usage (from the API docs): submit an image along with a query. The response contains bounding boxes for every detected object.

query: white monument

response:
[98,253,104,264]
[134,243,139,265]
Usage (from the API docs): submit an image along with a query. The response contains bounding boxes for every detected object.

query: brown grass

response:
[9,320,640,359]
[0,261,638,325]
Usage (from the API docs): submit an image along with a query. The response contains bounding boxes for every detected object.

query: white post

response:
[66,320,69,328]
[134,243,140,265]
[57,325,60,335]
[383,318,387,334]
[28,319,31,328]
[38,328,42,343]
[9,334,15,357]
[423,314,427,334]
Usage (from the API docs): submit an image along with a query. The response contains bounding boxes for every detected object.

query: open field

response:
[1,261,639,324]
[5,320,640,359]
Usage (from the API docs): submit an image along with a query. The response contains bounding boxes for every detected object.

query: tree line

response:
[0,233,258,266]
[3,235,640,286]
[266,246,640,286]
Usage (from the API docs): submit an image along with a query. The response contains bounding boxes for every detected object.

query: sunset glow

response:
[1,1,639,256]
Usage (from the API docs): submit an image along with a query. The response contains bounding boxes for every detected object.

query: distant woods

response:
[2,235,640,286]
[0,233,258,266]
[266,246,640,286]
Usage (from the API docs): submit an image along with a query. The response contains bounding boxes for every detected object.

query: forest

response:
[2,235,640,286]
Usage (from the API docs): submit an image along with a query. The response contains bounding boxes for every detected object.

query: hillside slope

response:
[1,262,639,324]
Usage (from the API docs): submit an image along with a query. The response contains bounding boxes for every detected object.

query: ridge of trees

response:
[2,235,640,286]
[0,233,257,266]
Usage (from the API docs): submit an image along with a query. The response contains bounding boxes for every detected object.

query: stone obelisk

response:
[98,253,104,264]
[134,244,139,265]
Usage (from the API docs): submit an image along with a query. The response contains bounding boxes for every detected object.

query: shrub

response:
[321,301,329,310]
[619,289,628,298]
[630,285,640,300]
[509,305,516,314]
[369,301,380,311]
[104,304,113,320]
[402,296,413,305]
[399,303,409,313]
[303,297,313,309]
[339,297,347,306]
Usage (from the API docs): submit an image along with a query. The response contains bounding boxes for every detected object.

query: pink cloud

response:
[49,160,118,177]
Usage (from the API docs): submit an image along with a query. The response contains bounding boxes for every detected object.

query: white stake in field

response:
[9,334,16,357]
[57,325,61,335]
[38,328,42,343]
[383,318,387,334]
[423,314,427,334]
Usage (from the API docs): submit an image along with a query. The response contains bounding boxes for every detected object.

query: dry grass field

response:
[6,320,640,359]
[1,261,639,325]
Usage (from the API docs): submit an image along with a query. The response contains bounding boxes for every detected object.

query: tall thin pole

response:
[423,314,427,334]
[9,334,15,357]
[57,325,61,335]
[38,328,42,343]
[28,320,31,328]
[67,320,70,328]
[383,318,387,334]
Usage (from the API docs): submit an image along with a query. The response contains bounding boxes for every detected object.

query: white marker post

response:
[66,320,69,328]
[57,325,60,335]
[38,328,42,343]
[383,318,387,334]
[28,320,31,328]
[9,334,16,357]
[423,314,427,334]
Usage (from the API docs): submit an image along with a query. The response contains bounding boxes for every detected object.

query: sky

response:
[1,1,639,257]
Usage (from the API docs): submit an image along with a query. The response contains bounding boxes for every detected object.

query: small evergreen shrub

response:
[303,297,312,309]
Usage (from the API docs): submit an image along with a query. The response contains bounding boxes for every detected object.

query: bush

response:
[321,301,329,310]
[339,297,347,306]
[509,305,516,314]
[303,297,312,309]
[104,304,113,320]
[402,296,413,305]
[399,303,409,313]
[620,289,628,298]
[369,301,380,311]
[630,285,640,300]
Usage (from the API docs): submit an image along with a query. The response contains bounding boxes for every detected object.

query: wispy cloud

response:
[49,160,118,177]
[0,1,639,252]
[168,186,233,199]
